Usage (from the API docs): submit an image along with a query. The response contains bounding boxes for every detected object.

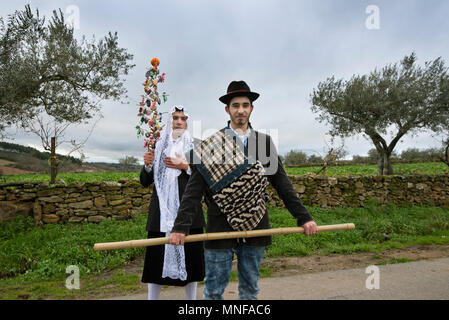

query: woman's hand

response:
[144,151,155,167]
[164,152,189,171]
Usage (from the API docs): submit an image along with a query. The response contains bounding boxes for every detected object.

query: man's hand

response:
[144,151,155,167]
[302,220,318,236]
[169,232,186,246]
[164,152,189,171]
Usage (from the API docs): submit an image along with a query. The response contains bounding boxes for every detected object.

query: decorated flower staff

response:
[136,57,168,152]
[133,58,205,300]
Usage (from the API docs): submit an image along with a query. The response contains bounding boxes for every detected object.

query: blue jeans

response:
[202,245,265,300]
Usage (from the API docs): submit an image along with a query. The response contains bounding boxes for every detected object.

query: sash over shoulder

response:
[187,128,269,231]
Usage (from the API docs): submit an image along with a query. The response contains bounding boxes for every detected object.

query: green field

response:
[1,162,448,185]
[284,162,448,176]
[0,171,141,184]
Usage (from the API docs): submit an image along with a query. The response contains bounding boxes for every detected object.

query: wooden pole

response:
[93,223,355,251]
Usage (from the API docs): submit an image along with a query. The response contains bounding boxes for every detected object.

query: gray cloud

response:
[2,0,449,163]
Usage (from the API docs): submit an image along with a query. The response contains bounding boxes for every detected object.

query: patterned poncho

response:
[188,127,269,231]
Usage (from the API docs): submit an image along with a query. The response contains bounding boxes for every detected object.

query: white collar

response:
[230,126,251,138]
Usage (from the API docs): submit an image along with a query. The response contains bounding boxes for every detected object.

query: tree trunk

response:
[377,148,394,176]
[50,137,57,184]
[368,131,397,176]
[439,142,449,167]
[377,154,384,176]
[383,152,394,175]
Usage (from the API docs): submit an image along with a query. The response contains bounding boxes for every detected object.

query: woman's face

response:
[172,110,188,137]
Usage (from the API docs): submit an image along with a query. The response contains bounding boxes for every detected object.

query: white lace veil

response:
[153,105,193,281]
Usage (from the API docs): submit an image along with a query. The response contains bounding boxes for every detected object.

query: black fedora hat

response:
[219,81,260,105]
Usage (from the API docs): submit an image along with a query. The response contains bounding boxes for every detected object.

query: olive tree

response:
[0,5,135,182]
[311,53,449,175]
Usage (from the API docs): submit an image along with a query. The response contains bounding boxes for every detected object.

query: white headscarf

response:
[153,105,193,281]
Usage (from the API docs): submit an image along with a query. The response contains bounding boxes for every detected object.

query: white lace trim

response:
[153,106,193,281]
[162,232,187,281]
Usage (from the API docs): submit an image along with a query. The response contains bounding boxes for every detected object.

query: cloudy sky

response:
[2,0,449,164]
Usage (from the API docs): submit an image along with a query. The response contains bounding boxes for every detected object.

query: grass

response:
[266,202,449,257]
[0,214,148,299]
[0,214,148,281]
[1,162,448,185]
[0,266,143,300]
[284,162,448,176]
[1,202,449,299]
[0,171,141,184]
[376,257,415,265]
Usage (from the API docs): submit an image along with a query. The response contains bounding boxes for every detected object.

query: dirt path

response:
[106,257,449,300]
[93,244,449,300]
[261,244,449,277]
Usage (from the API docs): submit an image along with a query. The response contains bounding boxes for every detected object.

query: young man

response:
[140,106,205,300]
[170,81,318,300]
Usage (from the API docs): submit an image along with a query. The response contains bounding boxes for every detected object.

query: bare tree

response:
[23,113,102,182]
[316,140,348,176]
[118,156,139,172]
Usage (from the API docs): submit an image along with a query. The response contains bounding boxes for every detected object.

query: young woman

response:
[139,106,205,300]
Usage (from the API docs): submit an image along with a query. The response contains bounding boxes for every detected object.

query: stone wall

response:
[267,174,449,208]
[0,179,151,225]
[1,174,448,225]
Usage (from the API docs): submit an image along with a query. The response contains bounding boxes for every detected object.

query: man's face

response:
[225,96,253,127]
[172,110,187,134]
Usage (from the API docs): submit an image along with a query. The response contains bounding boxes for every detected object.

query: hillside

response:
[0,142,140,175]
